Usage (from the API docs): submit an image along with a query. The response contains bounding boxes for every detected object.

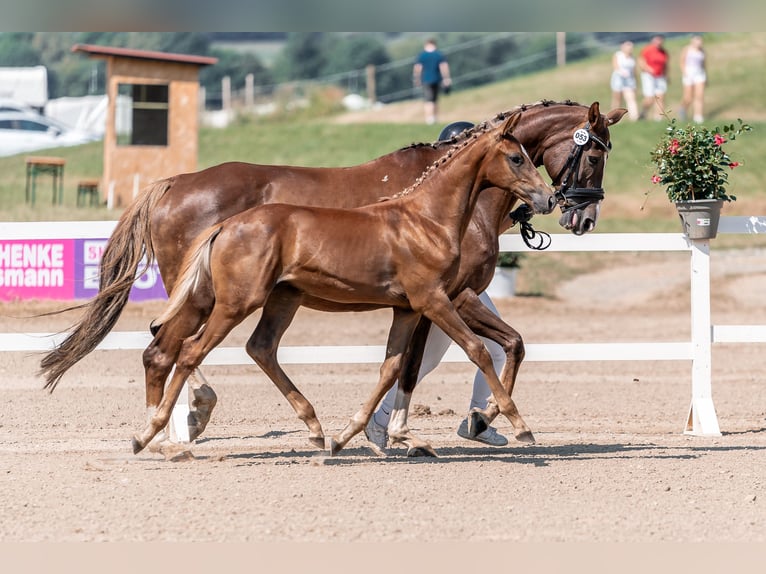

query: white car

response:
[0,110,100,157]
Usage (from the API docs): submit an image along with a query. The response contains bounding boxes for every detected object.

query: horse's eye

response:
[587,155,601,166]
[507,153,524,166]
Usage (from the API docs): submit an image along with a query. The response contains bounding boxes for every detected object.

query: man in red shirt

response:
[639,34,669,120]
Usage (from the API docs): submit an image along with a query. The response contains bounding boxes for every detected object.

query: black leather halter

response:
[510,122,611,250]
[553,121,612,213]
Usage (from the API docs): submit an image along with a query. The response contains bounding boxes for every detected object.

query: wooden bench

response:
[77,179,101,207]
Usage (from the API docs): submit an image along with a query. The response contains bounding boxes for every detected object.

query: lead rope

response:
[509,204,552,250]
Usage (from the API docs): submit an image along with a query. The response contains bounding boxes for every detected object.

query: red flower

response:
[714,134,726,146]
[728,162,741,169]
[651,174,661,184]
[668,138,680,154]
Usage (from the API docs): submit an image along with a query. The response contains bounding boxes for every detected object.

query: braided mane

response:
[383,99,583,202]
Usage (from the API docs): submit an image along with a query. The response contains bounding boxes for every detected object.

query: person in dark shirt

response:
[413,39,452,125]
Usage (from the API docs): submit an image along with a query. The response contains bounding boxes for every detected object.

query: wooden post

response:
[556,32,566,67]
[222,75,231,110]
[245,73,254,108]
[366,64,376,105]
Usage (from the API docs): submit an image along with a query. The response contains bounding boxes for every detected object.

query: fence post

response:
[245,73,254,108]
[366,65,376,104]
[686,238,721,436]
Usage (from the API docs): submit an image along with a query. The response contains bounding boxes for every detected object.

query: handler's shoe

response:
[457,418,508,447]
[364,416,388,449]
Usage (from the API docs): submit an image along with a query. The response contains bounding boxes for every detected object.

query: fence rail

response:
[3,216,766,439]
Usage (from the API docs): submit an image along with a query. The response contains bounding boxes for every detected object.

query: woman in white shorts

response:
[610,41,639,121]
[680,35,707,123]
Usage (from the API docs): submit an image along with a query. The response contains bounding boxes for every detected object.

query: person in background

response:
[638,34,669,120]
[413,38,452,125]
[610,40,639,121]
[679,35,707,123]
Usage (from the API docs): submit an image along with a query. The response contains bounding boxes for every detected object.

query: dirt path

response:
[1,254,765,542]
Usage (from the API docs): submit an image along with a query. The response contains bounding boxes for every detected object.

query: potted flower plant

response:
[650,117,751,239]
[485,252,523,298]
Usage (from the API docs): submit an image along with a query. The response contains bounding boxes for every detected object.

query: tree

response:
[273,32,331,81]
[0,33,41,67]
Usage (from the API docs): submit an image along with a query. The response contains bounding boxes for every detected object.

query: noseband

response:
[510,122,611,250]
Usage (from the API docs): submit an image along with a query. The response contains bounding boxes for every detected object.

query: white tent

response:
[0,66,48,109]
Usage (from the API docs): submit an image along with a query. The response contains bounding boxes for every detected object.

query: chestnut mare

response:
[130,113,555,455]
[40,100,626,450]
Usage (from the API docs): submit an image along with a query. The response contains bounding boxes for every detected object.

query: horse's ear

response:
[606,108,629,126]
[587,101,601,126]
[501,112,521,136]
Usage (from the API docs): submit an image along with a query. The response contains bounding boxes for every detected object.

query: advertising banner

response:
[0,237,166,301]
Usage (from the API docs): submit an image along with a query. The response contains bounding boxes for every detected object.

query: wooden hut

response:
[72,44,217,207]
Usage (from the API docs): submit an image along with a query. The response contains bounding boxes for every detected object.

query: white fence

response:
[3,216,766,439]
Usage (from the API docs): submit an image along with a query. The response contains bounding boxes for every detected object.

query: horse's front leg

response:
[247,285,326,450]
[331,309,425,456]
[133,305,245,454]
[452,289,529,441]
[424,291,534,445]
[387,317,438,457]
[142,307,207,450]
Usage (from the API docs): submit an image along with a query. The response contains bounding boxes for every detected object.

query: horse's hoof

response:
[468,411,489,437]
[308,436,326,450]
[406,445,438,458]
[329,438,343,456]
[192,383,218,410]
[515,430,536,444]
[365,442,387,458]
[131,436,145,454]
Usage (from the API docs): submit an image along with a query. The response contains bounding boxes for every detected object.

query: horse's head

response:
[542,101,627,235]
[489,113,556,216]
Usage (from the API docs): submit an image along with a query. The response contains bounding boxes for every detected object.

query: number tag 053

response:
[573,128,590,146]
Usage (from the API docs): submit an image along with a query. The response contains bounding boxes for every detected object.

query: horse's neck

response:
[515,106,581,169]
[402,141,490,239]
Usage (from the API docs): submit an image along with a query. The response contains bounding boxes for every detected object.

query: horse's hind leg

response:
[452,289,531,443]
[133,305,250,454]
[331,309,427,456]
[247,285,325,450]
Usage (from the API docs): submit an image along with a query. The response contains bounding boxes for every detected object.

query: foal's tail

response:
[39,179,173,391]
[151,223,223,332]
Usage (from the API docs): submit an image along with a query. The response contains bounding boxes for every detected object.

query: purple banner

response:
[74,238,167,301]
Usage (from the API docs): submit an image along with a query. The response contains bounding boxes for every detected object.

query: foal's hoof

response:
[468,410,489,437]
[406,445,438,458]
[131,436,146,454]
[308,436,326,450]
[515,430,536,444]
[329,438,343,456]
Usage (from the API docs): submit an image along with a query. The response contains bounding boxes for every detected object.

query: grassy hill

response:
[1,32,763,235]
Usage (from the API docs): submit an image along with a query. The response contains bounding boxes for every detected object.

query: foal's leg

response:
[246,285,326,450]
[423,292,534,444]
[387,317,438,456]
[132,305,250,454]
[142,298,211,448]
[330,309,432,456]
[452,289,528,441]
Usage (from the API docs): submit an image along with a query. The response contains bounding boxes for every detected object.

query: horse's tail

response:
[39,178,173,392]
[151,223,222,332]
